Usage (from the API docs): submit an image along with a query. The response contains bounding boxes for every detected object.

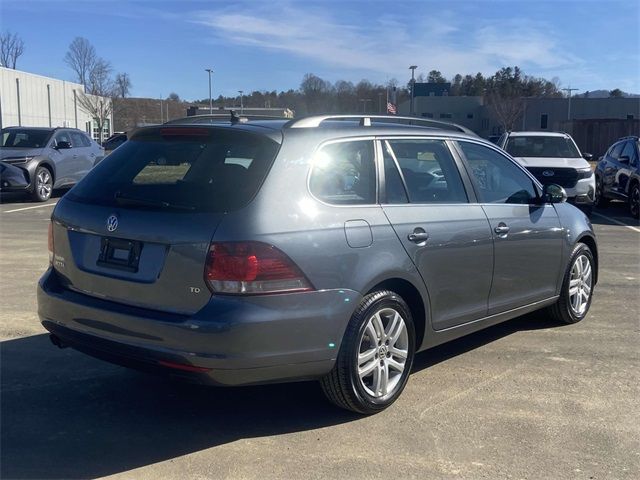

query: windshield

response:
[505,136,581,158]
[1,129,52,148]
[66,129,280,213]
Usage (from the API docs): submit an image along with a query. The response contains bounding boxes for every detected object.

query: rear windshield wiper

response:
[114,191,196,211]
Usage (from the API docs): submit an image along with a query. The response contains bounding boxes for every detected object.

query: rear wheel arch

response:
[365,278,426,350]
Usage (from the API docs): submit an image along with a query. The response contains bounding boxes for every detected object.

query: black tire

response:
[31,165,53,202]
[594,177,608,208]
[547,243,595,324]
[320,290,416,414]
[629,182,640,219]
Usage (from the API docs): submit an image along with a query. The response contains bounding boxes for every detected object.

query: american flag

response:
[387,102,397,114]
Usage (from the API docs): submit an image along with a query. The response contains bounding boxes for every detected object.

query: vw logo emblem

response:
[542,170,555,177]
[106,214,119,232]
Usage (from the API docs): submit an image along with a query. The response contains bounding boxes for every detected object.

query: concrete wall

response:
[0,67,112,140]
[399,95,640,139]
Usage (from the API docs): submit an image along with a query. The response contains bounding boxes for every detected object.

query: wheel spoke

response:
[390,346,408,359]
[358,348,376,366]
[359,358,377,378]
[387,312,405,344]
[387,357,404,373]
[569,285,580,296]
[378,363,389,396]
[371,312,384,340]
[385,312,400,339]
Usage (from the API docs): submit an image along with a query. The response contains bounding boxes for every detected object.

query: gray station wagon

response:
[38,115,598,414]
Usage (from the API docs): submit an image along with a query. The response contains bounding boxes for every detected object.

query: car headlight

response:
[577,167,593,179]
[2,156,34,165]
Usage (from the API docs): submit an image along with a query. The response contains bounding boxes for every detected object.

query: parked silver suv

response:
[38,115,598,413]
[1,127,105,201]
[498,131,595,214]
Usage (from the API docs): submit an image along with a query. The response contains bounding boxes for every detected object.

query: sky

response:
[1,0,639,100]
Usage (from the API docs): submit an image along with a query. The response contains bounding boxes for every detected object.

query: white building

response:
[0,67,112,141]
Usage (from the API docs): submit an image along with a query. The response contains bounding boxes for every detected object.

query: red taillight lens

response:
[48,222,54,264]
[204,242,313,295]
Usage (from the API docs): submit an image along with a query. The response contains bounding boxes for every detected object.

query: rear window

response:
[505,135,580,158]
[1,129,52,148]
[67,129,280,212]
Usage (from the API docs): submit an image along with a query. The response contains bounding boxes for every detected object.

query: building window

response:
[627,114,635,120]
[540,114,548,129]
[440,113,453,119]
[422,113,434,118]
[467,113,474,119]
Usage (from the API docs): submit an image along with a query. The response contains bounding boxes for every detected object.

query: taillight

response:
[48,222,54,264]
[204,242,313,295]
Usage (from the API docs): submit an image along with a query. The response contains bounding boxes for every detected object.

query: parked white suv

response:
[498,131,595,214]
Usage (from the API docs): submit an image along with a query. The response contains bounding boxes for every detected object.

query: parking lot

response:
[1,193,638,480]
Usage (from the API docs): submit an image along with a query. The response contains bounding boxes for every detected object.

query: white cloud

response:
[191,4,581,82]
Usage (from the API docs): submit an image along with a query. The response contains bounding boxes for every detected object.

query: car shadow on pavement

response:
[2,312,560,479]
[0,189,67,204]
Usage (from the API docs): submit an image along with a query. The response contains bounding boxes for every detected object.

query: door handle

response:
[408,229,429,243]
[494,223,510,235]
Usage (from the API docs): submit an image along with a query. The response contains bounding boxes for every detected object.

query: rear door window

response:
[67,128,280,212]
[384,139,467,204]
[309,140,376,205]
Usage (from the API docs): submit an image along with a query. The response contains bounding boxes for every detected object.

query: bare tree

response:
[114,72,132,98]
[64,37,97,89]
[78,60,115,144]
[0,31,25,69]
[167,92,180,101]
[486,91,525,132]
[77,93,113,144]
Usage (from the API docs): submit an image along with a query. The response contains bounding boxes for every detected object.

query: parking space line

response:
[592,212,640,233]
[4,203,57,214]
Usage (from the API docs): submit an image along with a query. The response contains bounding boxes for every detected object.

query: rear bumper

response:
[38,268,361,386]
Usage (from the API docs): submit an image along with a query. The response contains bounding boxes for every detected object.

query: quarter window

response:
[70,132,87,148]
[309,140,376,205]
[458,141,538,204]
[384,139,467,204]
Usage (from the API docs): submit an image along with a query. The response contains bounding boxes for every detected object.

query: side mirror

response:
[55,141,72,149]
[582,152,593,161]
[543,184,567,204]
[619,155,630,164]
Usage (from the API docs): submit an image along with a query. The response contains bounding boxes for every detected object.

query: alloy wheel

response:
[630,185,640,218]
[568,254,593,316]
[357,307,409,398]
[36,169,52,199]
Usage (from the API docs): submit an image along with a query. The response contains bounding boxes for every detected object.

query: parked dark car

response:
[595,136,640,218]
[0,127,104,201]
[103,132,127,152]
[38,115,597,414]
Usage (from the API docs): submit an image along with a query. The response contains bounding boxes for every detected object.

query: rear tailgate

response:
[52,200,222,314]
[51,125,280,315]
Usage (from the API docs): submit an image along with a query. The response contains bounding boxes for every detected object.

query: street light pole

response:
[562,86,579,121]
[409,65,418,115]
[205,68,214,114]
[359,99,372,113]
[238,90,244,114]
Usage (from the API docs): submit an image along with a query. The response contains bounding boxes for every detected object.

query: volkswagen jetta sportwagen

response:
[39,115,597,414]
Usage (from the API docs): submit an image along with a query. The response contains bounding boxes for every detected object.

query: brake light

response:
[48,222,54,264]
[204,242,313,294]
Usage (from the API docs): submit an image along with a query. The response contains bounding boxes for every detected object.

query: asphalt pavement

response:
[1,192,638,480]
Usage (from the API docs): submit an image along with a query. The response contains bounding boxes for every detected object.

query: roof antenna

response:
[229,109,247,124]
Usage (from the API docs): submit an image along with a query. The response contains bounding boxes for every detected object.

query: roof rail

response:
[164,113,287,125]
[284,115,476,134]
